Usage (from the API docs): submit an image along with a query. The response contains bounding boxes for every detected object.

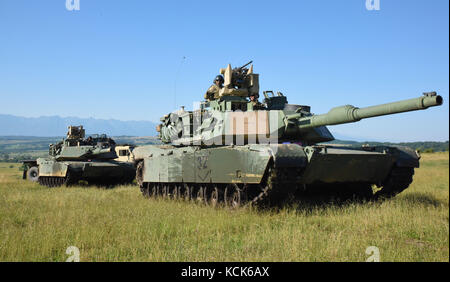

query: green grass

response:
[0,153,448,262]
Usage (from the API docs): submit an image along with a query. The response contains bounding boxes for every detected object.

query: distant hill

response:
[0,114,157,137]
[325,140,449,153]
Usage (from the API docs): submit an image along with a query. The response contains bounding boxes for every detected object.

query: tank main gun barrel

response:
[286,93,443,129]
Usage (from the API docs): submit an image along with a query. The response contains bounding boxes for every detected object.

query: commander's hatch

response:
[263,91,287,110]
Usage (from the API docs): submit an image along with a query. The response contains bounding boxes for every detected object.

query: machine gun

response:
[232,60,253,73]
[231,61,253,88]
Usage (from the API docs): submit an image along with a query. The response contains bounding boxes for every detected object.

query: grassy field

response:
[0,153,448,262]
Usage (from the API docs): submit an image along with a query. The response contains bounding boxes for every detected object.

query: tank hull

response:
[134,144,419,206]
[36,158,136,187]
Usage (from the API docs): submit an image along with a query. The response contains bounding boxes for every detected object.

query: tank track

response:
[137,162,415,207]
[37,172,78,187]
[138,163,301,208]
[248,166,301,207]
[374,166,414,200]
[38,176,68,187]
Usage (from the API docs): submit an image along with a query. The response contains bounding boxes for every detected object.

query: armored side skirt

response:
[140,144,419,186]
[37,159,136,181]
[142,145,271,184]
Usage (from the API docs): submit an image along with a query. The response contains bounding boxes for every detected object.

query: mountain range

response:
[0,113,383,142]
[0,114,446,145]
[0,114,158,137]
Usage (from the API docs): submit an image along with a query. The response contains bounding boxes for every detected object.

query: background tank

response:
[133,63,443,207]
[22,126,136,187]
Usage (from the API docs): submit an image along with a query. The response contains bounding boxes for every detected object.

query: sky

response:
[0,0,448,142]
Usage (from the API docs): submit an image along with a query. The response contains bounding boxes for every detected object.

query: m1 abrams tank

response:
[22,126,136,187]
[133,62,443,207]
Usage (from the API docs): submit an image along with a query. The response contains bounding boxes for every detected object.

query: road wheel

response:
[196,186,207,204]
[172,185,180,200]
[225,184,243,208]
[153,184,161,198]
[162,185,169,198]
[183,184,191,201]
[209,186,220,207]
[150,183,159,198]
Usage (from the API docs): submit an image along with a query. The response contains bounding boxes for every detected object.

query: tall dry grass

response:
[0,152,448,261]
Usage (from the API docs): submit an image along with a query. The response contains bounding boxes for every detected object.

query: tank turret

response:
[23,125,136,187]
[49,125,118,160]
[156,64,443,146]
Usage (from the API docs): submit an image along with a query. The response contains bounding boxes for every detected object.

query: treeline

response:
[328,140,449,153]
[0,136,61,153]
[0,152,46,163]
[0,136,447,163]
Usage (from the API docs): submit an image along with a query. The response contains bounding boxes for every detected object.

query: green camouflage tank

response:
[22,126,136,187]
[133,62,443,207]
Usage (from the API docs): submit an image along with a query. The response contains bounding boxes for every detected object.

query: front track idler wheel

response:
[374,166,414,200]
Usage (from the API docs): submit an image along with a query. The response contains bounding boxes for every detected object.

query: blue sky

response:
[0,0,448,141]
